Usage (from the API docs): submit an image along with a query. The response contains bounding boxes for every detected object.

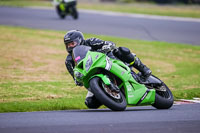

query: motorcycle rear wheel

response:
[151,77,174,109]
[70,6,78,19]
[90,77,127,111]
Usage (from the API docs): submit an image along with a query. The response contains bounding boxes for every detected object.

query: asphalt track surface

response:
[0,104,200,133]
[0,6,200,45]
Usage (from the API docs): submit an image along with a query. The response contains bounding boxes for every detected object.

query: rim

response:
[102,83,121,99]
[101,82,123,103]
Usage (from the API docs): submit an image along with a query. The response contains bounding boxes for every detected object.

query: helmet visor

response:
[66,41,77,49]
[73,37,82,46]
[65,37,82,53]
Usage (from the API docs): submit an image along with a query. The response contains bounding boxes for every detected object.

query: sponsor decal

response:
[75,56,81,62]
[95,55,99,59]
[64,37,70,41]
[141,92,148,101]
[105,56,112,71]
[121,71,125,75]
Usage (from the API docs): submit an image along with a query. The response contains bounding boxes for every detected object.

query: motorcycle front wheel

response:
[90,77,127,111]
[56,6,66,19]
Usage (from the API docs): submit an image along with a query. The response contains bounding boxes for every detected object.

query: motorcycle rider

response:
[64,30,152,109]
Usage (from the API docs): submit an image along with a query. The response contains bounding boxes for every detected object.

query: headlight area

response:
[74,71,84,82]
[85,55,93,72]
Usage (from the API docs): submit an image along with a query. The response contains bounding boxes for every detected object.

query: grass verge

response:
[0,0,200,18]
[0,25,200,112]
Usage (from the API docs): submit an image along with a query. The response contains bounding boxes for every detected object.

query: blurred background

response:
[99,0,200,4]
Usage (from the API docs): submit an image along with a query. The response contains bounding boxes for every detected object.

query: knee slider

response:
[85,97,102,109]
[119,47,131,55]
[118,47,135,64]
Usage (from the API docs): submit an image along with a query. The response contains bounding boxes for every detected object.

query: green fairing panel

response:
[109,58,155,105]
[140,90,155,105]
[89,74,111,85]
[109,59,132,82]
[124,81,155,105]
[75,51,107,88]
[59,3,65,11]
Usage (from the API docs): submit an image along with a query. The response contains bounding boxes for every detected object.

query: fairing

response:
[73,45,155,105]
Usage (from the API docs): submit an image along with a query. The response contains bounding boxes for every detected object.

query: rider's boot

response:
[113,47,151,80]
[85,91,102,109]
[131,57,152,81]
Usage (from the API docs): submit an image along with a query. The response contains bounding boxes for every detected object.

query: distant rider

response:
[64,30,152,109]
[53,0,77,19]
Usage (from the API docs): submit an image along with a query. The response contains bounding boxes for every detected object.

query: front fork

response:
[89,74,120,93]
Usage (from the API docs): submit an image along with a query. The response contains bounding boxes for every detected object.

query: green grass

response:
[0,25,200,112]
[0,82,88,112]
[0,0,200,18]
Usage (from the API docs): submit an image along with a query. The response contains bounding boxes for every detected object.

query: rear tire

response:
[151,77,174,109]
[71,6,78,19]
[90,77,127,111]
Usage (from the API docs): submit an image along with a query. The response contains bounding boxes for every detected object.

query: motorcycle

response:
[73,45,174,111]
[53,0,78,19]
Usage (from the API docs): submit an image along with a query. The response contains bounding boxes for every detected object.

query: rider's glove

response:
[102,43,116,53]
[75,79,83,86]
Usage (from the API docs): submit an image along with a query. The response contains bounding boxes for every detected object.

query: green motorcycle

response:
[54,0,78,19]
[73,45,174,111]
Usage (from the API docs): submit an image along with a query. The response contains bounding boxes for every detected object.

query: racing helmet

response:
[64,30,84,53]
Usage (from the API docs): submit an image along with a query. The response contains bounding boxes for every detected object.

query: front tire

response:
[90,77,127,111]
[56,6,66,19]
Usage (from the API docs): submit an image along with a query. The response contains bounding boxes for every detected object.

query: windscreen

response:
[72,45,91,65]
